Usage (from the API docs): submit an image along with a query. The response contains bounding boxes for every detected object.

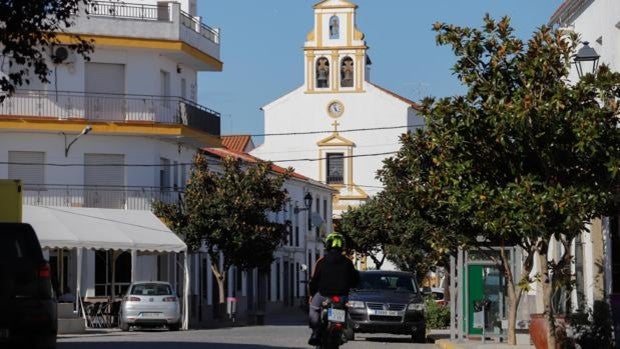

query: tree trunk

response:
[538,252,556,349]
[210,261,228,318]
[499,247,518,345]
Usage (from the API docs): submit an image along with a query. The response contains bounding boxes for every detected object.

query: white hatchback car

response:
[119,281,181,331]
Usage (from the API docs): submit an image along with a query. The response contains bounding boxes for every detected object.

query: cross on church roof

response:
[331,120,340,132]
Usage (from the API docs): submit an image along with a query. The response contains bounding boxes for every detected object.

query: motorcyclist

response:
[307,232,360,346]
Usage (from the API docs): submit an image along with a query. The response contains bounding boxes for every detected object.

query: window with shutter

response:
[8,151,45,188]
[84,154,125,208]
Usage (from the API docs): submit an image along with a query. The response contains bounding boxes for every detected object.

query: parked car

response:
[0,223,57,349]
[346,270,426,343]
[119,281,181,331]
[431,287,447,306]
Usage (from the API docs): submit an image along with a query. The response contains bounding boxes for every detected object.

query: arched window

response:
[341,57,354,88]
[329,15,340,39]
[316,57,330,88]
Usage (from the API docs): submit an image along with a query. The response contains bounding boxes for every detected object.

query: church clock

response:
[327,100,345,118]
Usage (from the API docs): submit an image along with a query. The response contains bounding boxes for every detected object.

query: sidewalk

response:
[435,334,534,349]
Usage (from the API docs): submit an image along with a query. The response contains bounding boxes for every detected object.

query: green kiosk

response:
[460,248,518,341]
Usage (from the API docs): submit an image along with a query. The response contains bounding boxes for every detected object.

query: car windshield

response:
[130,283,172,296]
[356,273,418,293]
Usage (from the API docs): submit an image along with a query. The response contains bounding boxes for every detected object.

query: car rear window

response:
[130,283,172,296]
[357,273,418,293]
[0,227,43,262]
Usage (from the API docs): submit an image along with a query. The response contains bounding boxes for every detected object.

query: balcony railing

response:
[87,2,163,21]
[85,1,220,45]
[180,10,219,44]
[23,184,182,211]
[0,90,221,136]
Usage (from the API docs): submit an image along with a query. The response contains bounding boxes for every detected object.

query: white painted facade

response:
[0,0,224,328]
[549,0,620,313]
[251,0,422,271]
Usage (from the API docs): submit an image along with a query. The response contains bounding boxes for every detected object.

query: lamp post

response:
[294,192,313,298]
[63,125,93,157]
[573,41,600,78]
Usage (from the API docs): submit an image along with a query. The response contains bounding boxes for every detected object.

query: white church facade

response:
[251,0,423,270]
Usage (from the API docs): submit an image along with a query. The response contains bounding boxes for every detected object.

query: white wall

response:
[253,82,420,199]
[0,132,198,187]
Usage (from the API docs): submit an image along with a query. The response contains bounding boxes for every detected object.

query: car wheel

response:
[344,326,355,341]
[119,318,130,332]
[411,329,426,343]
[169,322,181,331]
[33,336,57,349]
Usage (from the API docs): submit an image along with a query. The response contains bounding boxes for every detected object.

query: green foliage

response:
[0,1,94,96]
[568,301,614,349]
[153,154,291,273]
[379,14,620,344]
[424,297,450,329]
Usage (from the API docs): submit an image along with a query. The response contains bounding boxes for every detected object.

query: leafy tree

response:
[339,192,448,279]
[339,196,391,270]
[154,154,292,312]
[381,15,620,346]
[0,0,94,96]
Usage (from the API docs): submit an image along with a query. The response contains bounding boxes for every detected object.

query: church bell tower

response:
[304,0,368,93]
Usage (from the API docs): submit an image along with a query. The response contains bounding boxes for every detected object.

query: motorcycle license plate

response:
[327,308,346,323]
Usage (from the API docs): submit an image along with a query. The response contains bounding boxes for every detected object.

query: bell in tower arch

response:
[316,57,330,88]
[341,57,354,87]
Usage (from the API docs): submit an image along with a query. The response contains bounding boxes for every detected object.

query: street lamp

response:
[573,41,600,78]
[294,192,313,230]
[63,125,93,157]
[294,192,313,297]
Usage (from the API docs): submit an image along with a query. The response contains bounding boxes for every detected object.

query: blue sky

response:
[198,0,563,142]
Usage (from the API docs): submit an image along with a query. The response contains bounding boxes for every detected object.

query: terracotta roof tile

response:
[202,147,308,181]
[221,135,252,152]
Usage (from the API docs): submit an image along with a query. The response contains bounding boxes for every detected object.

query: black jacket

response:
[309,250,360,296]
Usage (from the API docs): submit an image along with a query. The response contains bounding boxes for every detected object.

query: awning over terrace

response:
[22,205,190,330]
[23,205,186,253]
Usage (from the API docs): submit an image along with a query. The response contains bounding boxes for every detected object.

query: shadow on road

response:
[59,343,307,349]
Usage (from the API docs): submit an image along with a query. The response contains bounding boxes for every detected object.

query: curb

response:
[436,339,464,349]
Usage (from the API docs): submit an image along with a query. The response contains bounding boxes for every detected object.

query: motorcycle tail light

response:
[331,296,341,303]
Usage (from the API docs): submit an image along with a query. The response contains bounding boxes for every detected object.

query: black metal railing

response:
[326,176,344,185]
[180,10,220,44]
[0,90,220,136]
[23,184,183,211]
[87,1,166,21]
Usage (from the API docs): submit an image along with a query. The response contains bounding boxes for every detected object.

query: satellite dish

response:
[52,46,69,64]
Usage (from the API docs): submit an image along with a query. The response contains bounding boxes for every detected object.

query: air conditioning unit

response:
[51,45,76,64]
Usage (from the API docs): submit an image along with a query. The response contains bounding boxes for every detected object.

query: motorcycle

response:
[316,295,348,349]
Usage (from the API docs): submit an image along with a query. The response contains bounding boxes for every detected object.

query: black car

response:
[0,223,57,349]
[346,270,426,342]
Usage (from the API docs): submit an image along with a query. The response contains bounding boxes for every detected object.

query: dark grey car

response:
[346,271,426,343]
[0,223,57,349]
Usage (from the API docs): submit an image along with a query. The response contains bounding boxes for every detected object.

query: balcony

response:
[68,1,221,70]
[0,90,221,136]
[23,184,181,211]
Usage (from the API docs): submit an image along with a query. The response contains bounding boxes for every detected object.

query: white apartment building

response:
[0,0,222,328]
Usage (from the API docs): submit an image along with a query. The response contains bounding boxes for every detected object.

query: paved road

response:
[58,327,436,349]
[58,311,437,349]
